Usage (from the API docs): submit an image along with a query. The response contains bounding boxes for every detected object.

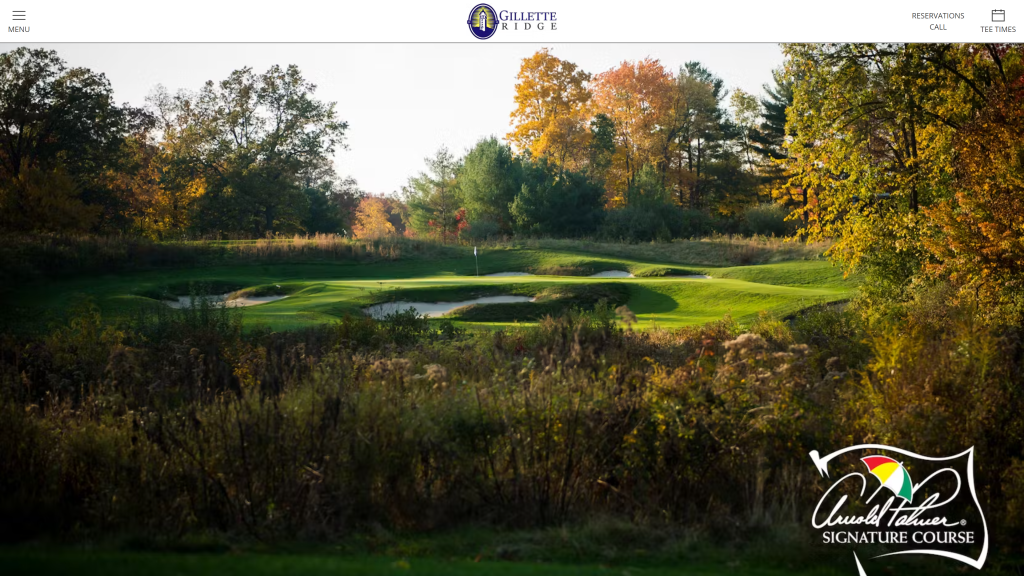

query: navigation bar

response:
[1,1,1017,42]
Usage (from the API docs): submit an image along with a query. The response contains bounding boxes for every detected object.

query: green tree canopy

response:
[0,47,150,232]
[151,64,348,236]
[510,157,604,236]
[459,137,521,234]
[404,146,465,243]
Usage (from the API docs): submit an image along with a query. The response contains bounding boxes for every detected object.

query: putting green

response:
[7,247,858,332]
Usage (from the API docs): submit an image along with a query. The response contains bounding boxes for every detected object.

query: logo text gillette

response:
[498,11,557,30]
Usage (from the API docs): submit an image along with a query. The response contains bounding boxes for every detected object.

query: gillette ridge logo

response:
[467,4,558,39]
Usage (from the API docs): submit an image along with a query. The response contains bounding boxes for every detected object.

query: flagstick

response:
[475,246,479,277]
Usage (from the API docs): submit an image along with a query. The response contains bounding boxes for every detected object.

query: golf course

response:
[8,239,857,334]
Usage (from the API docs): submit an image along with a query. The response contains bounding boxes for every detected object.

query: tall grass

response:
[1,300,1021,546]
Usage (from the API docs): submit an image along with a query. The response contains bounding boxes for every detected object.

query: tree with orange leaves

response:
[925,79,1024,315]
[507,49,592,172]
[591,58,673,206]
[352,196,396,240]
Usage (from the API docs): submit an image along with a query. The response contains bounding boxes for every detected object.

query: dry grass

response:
[0,233,462,287]
[210,234,405,260]
[514,235,829,267]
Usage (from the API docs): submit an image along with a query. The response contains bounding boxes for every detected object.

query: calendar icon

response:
[992,9,1005,22]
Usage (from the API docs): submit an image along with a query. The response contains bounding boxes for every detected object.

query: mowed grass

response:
[0,548,858,576]
[4,246,858,333]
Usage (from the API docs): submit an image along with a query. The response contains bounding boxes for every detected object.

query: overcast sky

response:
[4,43,784,194]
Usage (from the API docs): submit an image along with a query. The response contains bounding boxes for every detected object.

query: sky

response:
[4,43,785,195]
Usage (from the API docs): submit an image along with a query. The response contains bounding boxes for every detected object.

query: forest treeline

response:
[0,46,795,244]
[0,48,352,239]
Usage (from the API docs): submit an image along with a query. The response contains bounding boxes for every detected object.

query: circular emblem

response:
[467,4,498,39]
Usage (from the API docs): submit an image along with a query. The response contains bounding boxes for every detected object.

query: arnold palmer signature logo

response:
[809,445,988,574]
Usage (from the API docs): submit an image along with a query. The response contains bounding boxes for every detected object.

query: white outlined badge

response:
[809,444,988,573]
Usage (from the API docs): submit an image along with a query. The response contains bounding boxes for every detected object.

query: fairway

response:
[9,246,857,332]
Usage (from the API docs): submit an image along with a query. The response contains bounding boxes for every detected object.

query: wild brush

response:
[0,297,1021,546]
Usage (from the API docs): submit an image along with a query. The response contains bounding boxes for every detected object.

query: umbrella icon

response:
[862,455,913,502]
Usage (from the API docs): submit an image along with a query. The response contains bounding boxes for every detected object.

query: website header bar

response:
[1,1,1019,43]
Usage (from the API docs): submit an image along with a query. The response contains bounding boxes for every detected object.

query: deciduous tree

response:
[785,43,1014,301]
[592,58,673,205]
[0,48,149,232]
[352,195,397,239]
[151,65,347,237]
[507,49,592,172]
[730,88,761,173]
[924,45,1024,315]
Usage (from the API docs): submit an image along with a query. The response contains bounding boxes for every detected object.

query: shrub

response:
[462,218,501,241]
[600,204,721,242]
[601,205,667,242]
[740,203,795,237]
[671,208,719,238]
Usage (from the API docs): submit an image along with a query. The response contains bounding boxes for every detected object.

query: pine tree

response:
[749,68,793,182]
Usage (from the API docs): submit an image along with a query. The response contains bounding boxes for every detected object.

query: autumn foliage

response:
[507,48,593,172]
[508,51,752,213]
[591,59,673,205]
[6,43,1024,315]
[352,196,397,240]
[925,79,1024,312]
[785,43,1024,318]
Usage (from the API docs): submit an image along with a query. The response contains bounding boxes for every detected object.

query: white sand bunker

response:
[677,274,712,279]
[485,272,534,277]
[365,296,534,319]
[590,270,634,278]
[166,294,287,308]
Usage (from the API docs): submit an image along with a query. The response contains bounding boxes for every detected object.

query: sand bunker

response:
[676,274,712,279]
[365,296,534,319]
[485,272,534,277]
[166,294,287,309]
[589,270,634,278]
